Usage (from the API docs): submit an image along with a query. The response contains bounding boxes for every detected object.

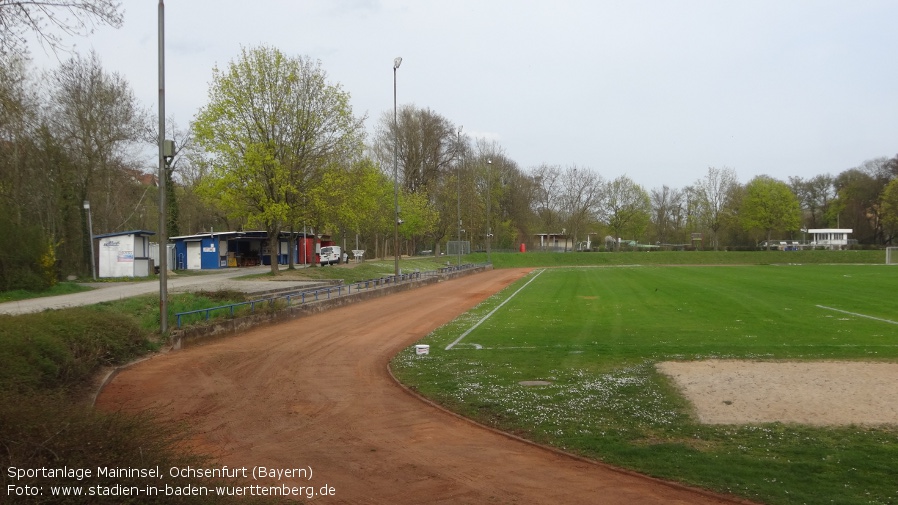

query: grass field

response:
[391,263,898,505]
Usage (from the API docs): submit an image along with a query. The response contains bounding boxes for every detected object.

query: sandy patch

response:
[656,360,898,426]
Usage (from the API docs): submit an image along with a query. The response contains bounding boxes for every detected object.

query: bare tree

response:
[45,50,147,271]
[373,105,456,195]
[558,165,603,250]
[530,164,562,246]
[0,0,123,56]
[692,166,739,250]
[650,185,685,245]
[0,55,40,224]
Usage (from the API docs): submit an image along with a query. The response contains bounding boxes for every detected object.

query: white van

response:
[319,245,342,266]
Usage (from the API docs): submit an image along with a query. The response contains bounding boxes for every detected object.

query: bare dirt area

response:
[657,360,898,426]
[97,269,749,505]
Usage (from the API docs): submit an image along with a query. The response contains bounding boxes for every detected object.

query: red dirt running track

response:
[97,268,752,504]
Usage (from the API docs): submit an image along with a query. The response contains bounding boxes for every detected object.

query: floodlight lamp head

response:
[394,57,402,69]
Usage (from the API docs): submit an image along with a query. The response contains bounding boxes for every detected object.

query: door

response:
[186,241,202,270]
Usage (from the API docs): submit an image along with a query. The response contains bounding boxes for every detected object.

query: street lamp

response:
[456,126,462,266]
[486,159,492,264]
[83,200,96,280]
[393,56,402,278]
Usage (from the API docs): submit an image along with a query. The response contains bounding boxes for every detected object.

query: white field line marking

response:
[816,305,898,325]
[445,269,546,350]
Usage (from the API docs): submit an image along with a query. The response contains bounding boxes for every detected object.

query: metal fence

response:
[174,263,484,328]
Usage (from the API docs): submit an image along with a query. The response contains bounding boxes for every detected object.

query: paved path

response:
[96,269,754,505]
[0,266,321,315]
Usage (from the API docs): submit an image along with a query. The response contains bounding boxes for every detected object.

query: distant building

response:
[534,233,572,252]
[807,229,853,250]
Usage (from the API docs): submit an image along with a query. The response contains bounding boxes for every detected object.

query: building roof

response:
[169,230,318,241]
[93,230,156,239]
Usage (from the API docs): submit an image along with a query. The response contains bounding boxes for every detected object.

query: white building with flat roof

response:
[807,229,853,250]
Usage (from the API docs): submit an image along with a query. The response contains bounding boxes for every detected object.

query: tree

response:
[789,174,836,230]
[830,159,892,244]
[555,166,602,250]
[372,105,456,195]
[740,176,801,248]
[880,178,898,244]
[0,55,40,225]
[193,46,365,274]
[144,117,195,238]
[45,50,146,274]
[309,157,389,256]
[372,105,458,256]
[530,164,562,249]
[600,175,651,248]
[0,0,123,56]
[692,166,739,250]
[650,185,686,245]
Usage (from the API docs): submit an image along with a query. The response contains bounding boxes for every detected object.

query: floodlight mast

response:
[486,159,492,264]
[456,126,463,266]
[393,57,402,278]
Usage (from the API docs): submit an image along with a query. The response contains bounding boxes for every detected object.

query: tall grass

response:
[392,265,898,505]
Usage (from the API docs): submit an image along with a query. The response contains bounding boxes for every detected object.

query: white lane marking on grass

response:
[445,269,546,350]
[817,305,898,325]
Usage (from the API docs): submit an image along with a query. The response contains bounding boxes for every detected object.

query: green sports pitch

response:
[391,264,898,505]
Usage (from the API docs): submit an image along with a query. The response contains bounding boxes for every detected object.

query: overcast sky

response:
[27,0,898,189]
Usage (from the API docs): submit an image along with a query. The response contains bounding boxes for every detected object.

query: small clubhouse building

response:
[807,229,853,250]
[169,231,321,270]
[95,230,156,278]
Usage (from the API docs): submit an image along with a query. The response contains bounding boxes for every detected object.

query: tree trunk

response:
[287,228,296,270]
[267,226,281,275]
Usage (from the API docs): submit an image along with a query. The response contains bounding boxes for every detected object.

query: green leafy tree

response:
[880,178,898,244]
[740,176,801,249]
[193,46,364,274]
[600,175,651,248]
[309,157,389,255]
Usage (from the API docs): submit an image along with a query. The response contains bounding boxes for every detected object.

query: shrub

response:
[0,309,150,393]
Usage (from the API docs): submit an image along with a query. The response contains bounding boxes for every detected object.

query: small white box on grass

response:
[414,344,430,356]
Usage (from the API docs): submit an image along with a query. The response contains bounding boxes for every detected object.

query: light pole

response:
[83,201,96,280]
[393,56,402,277]
[158,0,169,333]
[486,159,492,264]
[456,127,462,266]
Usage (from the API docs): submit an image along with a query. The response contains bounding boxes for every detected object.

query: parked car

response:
[319,246,342,266]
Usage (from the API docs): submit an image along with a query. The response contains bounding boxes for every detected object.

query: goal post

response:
[887,247,898,265]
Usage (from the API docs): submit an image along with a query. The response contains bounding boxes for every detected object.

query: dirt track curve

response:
[97,268,752,504]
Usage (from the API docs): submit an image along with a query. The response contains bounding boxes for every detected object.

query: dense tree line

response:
[3,35,898,289]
